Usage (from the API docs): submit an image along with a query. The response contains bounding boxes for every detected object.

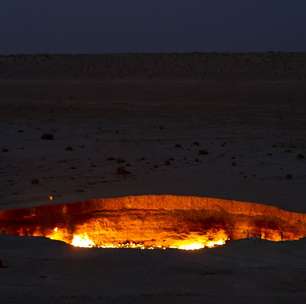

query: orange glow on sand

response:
[1,195,306,250]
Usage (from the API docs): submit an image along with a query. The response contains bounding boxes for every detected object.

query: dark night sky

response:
[1,0,306,54]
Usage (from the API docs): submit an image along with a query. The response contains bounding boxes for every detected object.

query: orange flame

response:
[0,195,306,250]
[71,233,95,248]
[46,227,229,250]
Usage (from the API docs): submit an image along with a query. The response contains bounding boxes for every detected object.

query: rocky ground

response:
[1,80,306,211]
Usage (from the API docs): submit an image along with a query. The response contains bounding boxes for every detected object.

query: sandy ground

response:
[1,236,306,303]
[1,80,306,211]
[1,56,306,302]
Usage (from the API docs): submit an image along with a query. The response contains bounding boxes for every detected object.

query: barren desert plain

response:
[1,53,306,303]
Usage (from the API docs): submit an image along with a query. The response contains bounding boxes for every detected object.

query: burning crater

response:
[1,195,306,250]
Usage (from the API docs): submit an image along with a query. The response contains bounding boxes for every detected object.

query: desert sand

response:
[1,53,306,303]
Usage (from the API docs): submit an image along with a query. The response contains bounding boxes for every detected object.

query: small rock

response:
[116,166,131,175]
[1,148,8,153]
[285,174,293,180]
[232,162,237,167]
[175,144,182,148]
[0,260,7,268]
[192,141,200,146]
[65,146,73,151]
[31,178,40,185]
[164,160,171,166]
[116,158,126,164]
[41,133,54,140]
[297,153,305,160]
[199,149,208,155]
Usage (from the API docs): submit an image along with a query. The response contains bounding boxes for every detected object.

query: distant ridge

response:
[1,53,306,81]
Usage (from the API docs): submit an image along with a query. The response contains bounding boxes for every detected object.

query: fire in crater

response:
[0,195,306,250]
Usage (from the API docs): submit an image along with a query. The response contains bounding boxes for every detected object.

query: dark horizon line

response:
[1,51,306,57]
